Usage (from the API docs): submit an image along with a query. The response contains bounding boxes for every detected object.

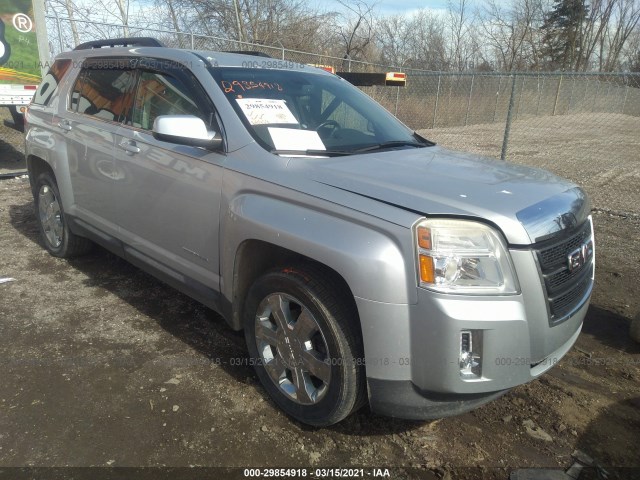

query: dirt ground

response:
[1,111,639,479]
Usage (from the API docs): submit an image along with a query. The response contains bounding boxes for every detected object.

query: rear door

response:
[28,58,72,165]
[113,59,225,293]
[60,59,137,237]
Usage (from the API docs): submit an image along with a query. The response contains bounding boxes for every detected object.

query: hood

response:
[295,146,590,245]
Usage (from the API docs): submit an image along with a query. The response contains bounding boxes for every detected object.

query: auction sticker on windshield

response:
[268,127,326,151]
[236,99,298,125]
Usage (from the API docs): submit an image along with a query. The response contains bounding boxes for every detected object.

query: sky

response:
[374,0,450,13]
[61,0,459,27]
[65,0,460,23]
[318,0,453,15]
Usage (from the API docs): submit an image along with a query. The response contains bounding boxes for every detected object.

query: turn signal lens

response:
[419,254,435,283]
[417,226,432,249]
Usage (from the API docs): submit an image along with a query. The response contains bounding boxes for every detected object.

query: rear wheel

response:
[244,266,365,426]
[35,171,92,258]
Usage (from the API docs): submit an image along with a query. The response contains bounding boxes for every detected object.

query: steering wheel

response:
[316,119,341,137]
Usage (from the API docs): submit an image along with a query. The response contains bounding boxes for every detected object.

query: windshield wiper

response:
[271,140,428,157]
[271,149,352,157]
[351,140,427,153]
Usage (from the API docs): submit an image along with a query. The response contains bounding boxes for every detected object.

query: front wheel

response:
[244,266,365,426]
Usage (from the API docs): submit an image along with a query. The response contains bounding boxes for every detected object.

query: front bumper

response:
[365,322,582,419]
[367,379,509,420]
[356,249,589,419]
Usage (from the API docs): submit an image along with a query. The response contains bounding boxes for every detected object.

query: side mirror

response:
[152,115,223,150]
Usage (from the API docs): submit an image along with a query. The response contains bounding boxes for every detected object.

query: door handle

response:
[57,120,72,131]
[118,140,141,155]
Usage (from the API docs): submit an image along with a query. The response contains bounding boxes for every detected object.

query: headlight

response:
[414,218,519,295]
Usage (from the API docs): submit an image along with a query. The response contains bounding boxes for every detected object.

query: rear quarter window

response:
[32,59,72,107]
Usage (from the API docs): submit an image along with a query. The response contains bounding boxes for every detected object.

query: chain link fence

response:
[0,108,26,175]
[364,72,640,159]
[18,16,640,169]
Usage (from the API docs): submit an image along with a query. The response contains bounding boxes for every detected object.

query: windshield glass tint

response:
[209,67,418,153]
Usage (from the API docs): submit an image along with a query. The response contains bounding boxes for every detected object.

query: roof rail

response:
[224,50,272,58]
[74,37,165,50]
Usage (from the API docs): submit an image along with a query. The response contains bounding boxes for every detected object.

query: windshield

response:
[209,67,430,155]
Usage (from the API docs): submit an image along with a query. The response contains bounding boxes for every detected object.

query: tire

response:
[34,171,92,258]
[244,265,366,426]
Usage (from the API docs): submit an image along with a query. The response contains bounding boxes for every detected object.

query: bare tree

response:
[46,0,83,46]
[377,10,448,69]
[165,0,183,33]
[603,0,640,69]
[46,0,95,49]
[44,0,640,73]
[579,0,616,69]
[334,0,377,61]
[623,22,640,69]
[114,0,129,36]
[62,0,80,45]
[447,0,479,70]
[376,14,411,66]
[188,0,332,51]
[410,10,449,69]
[479,0,545,70]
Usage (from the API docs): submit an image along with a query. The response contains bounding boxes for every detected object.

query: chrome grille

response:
[537,222,592,270]
[534,219,594,324]
[551,275,592,317]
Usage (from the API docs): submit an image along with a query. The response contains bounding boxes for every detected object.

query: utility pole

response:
[233,0,243,42]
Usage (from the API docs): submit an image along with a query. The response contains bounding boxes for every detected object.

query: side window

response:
[74,68,137,122]
[32,59,72,106]
[131,70,206,130]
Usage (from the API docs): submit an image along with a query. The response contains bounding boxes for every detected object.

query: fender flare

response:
[221,193,416,320]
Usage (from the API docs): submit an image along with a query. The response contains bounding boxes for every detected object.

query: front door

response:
[113,62,225,293]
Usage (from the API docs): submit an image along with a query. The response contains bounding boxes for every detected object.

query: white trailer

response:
[0,0,48,130]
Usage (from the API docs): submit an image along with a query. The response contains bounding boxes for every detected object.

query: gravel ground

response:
[421,112,640,216]
[1,112,639,479]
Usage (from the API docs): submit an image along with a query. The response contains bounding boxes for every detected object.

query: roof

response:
[59,44,332,76]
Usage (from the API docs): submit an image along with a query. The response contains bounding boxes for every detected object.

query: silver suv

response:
[25,38,595,426]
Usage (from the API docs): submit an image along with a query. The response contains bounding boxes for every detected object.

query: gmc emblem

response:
[567,239,594,272]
